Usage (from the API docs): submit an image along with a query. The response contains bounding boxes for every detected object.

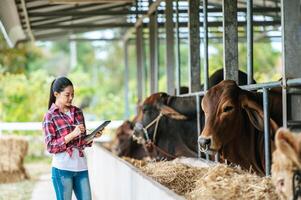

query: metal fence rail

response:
[0,121,123,143]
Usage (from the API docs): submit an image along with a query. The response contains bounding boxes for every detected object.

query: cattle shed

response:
[2,0,299,127]
[1,0,301,198]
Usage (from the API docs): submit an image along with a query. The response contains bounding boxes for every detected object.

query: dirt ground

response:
[0,158,51,200]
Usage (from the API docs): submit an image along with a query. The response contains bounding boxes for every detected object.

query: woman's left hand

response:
[94,130,103,138]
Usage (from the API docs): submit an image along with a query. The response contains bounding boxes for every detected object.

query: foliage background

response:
[0,31,281,124]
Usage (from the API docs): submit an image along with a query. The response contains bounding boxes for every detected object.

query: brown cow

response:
[199,80,282,175]
[272,128,301,200]
[111,120,148,159]
[111,102,149,159]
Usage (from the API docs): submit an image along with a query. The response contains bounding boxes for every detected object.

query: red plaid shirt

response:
[42,103,91,157]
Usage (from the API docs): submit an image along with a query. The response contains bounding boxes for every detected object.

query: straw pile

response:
[141,161,208,195]
[0,136,29,183]
[186,164,280,200]
[122,156,148,168]
[123,157,280,200]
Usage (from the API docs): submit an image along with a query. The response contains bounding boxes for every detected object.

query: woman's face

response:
[54,85,74,108]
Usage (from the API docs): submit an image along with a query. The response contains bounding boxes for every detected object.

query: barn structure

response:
[1,0,301,198]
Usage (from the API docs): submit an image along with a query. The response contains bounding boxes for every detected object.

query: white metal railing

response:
[0,120,124,142]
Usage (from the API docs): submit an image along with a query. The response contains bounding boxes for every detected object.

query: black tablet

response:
[83,120,111,143]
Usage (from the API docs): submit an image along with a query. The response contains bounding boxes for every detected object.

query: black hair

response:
[48,77,73,109]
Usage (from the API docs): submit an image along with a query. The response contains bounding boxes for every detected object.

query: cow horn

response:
[159,105,187,120]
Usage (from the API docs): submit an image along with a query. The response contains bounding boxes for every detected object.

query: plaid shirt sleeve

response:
[42,113,67,154]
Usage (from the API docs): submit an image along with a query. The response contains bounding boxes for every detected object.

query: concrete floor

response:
[31,174,76,200]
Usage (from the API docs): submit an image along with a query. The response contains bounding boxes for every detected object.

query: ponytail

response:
[47,77,73,109]
[48,79,56,109]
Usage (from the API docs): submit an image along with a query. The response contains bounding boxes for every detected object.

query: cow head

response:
[199,80,278,152]
[112,120,135,157]
[272,128,301,200]
[133,92,187,142]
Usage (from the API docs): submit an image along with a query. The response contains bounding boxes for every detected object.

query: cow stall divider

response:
[85,143,185,200]
[180,78,301,176]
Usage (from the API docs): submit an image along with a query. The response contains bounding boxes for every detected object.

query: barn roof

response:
[0,0,281,47]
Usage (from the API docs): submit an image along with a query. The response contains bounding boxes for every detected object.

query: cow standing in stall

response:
[111,102,149,159]
[198,80,282,175]
[133,92,200,159]
[134,71,256,160]
[111,120,148,159]
[272,128,301,200]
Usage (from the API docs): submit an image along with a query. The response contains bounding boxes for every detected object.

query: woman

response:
[42,77,100,200]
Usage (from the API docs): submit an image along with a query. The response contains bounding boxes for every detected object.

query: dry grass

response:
[123,158,280,200]
[187,164,279,200]
[141,161,208,195]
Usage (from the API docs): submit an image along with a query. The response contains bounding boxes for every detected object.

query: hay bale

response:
[0,136,29,183]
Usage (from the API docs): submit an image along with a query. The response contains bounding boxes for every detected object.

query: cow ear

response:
[275,128,301,167]
[159,105,187,120]
[241,94,278,133]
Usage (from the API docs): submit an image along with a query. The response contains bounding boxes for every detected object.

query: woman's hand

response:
[94,130,103,138]
[64,124,85,144]
[72,124,85,137]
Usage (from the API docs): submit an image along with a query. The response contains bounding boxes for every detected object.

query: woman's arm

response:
[43,117,67,154]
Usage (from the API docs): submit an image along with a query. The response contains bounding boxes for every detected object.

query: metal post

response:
[165,0,175,95]
[149,1,159,94]
[247,0,253,85]
[136,25,144,102]
[203,0,209,90]
[124,40,130,119]
[188,0,201,92]
[196,95,201,158]
[263,88,271,176]
[175,0,181,95]
[281,0,301,130]
[223,0,238,83]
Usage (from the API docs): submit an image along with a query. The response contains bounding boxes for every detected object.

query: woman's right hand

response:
[72,124,85,137]
[65,124,85,144]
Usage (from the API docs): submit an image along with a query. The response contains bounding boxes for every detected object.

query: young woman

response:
[42,77,101,200]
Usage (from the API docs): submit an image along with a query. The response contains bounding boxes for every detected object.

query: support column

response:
[124,40,130,119]
[136,25,144,102]
[223,0,238,82]
[165,0,175,95]
[175,0,181,95]
[149,1,159,94]
[281,0,301,130]
[247,0,254,85]
[188,0,201,92]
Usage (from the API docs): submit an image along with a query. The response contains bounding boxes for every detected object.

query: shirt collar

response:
[49,103,75,113]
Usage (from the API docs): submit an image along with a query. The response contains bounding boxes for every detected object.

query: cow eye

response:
[277,178,285,188]
[223,106,234,113]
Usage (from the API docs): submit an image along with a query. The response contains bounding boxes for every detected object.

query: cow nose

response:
[198,137,211,147]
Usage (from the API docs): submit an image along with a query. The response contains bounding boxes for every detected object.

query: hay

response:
[122,156,148,168]
[0,136,29,183]
[186,164,280,200]
[124,158,280,200]
[141,162,208,195]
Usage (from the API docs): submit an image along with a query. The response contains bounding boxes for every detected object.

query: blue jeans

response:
[51,167,92,200]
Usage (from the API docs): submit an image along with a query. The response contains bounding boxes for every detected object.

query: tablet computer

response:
[83,120,111,143]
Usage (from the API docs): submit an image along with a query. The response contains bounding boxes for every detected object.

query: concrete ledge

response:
[86,143,185,200]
